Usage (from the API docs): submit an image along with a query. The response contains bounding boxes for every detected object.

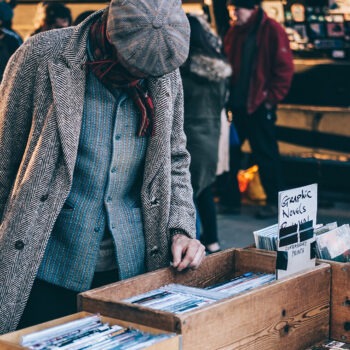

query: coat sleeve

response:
[266,23,294,105]
[167,70,196,239]
[0,39,37,220]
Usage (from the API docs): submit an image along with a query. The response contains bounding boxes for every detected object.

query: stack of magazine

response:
[253,224,278,251]
[315,223,350,262]
[20,314,174,350]
[123,272,275,314]
[254,221,350,263]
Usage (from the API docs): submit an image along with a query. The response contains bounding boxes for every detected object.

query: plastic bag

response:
[237,165,267,201]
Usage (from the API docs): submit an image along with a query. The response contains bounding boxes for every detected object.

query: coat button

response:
[15,240,25,250]
[150,245,159,257]
[150,197,159,206]
[40,194,48,202]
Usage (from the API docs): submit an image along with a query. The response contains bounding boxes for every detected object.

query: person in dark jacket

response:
[181,14,232,253]
[73,10,95,26]
[224,0,294,219]
[0,1,22,82]
[30,2,72,36]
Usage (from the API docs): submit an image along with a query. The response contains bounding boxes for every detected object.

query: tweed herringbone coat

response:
[0,10,195,334]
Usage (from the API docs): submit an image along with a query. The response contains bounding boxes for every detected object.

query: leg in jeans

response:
[228,143,243,206]
[195,204,201,240]
[196,185,219,248]
[225,113,249,207]
[217,121,245,212]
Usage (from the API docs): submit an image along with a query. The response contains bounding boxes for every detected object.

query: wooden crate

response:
[0,312,180,350]
[318,259,350,343]
[78,248,331,350]
[246,247,350,344]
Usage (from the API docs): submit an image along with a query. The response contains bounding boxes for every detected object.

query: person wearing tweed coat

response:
[0,4,205,334]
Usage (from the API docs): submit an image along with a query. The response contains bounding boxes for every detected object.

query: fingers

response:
[172,234,187,269]
[188,246,206,269]
[171,234,205,272]
[177,241,205,271]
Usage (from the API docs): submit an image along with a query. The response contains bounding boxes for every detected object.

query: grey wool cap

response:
[106,0,191,77]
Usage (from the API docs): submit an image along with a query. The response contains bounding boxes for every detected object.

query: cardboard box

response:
[318,259,350,343]
[78,248,331,350]
[0,312,180,350]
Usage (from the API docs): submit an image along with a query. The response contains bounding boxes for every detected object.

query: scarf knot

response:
[87,10,155,137]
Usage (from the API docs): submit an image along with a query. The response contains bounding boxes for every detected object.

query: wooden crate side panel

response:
[78,248,237,304]
[0,312,180,350]
[178,265,330,350]
[234,249,277,275]
[325,260,350,342]
[0,340,24,349]
[0,313,87,344]
[79,298,182,333]
[146,336,180,350]
[79,269,177,302]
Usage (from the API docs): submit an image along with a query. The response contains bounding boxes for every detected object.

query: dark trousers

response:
[17,269,119,330]
[195,185,218,245]
[216,144,242,208]
[233,105,282,205]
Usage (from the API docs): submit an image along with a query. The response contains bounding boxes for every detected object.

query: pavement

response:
[217,197,350,250]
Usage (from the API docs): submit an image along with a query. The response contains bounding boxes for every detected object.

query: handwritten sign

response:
[276,184,318,279]
[278,183,318,229]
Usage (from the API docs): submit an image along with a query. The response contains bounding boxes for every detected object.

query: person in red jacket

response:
[223,0,294,219]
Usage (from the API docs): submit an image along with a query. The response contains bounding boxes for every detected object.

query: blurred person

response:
[0,0,22,41]
[0,0,205,333]
[30,2,72,36]
[73,10,95,26]
[0,1,22,81]
[215,121,242,215]
[213,0,231,39]
[224,0,294,219]
[181,14,231,253]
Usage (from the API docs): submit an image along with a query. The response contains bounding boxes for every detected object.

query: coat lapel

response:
[143,77,172,187]
[47,9,103,182]
[49,61,86,181]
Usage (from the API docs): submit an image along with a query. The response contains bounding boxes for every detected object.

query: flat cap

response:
[106,0,190,77]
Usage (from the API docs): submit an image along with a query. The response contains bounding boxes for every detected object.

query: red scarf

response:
[86,10,154,137]
[224,9,259,85]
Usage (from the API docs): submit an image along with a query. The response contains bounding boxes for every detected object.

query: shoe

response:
[217,204,241,215]
[255,205,278,219]
[205,242,222,255]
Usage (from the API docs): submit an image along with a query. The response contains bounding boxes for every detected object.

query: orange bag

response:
[237,165,267,201]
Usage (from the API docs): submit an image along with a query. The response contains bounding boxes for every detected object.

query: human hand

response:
[171,234,205,272]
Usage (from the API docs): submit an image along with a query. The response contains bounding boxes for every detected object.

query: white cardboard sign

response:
[276,184,318,279]
[278,183,317,228]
